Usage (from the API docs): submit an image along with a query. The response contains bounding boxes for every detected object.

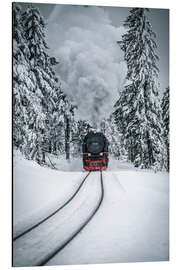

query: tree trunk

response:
[146,131,153,166]
[65,115,70,160]
[36,131,46,165]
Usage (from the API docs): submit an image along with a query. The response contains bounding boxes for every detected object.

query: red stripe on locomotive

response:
[83,159,108,171]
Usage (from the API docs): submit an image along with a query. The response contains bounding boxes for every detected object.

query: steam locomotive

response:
[82,130,109,171]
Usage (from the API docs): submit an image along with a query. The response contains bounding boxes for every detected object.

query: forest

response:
[13,4,169,171]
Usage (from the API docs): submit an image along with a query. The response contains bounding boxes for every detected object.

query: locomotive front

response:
[82,130,109,171]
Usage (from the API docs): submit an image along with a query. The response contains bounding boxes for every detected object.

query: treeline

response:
[13,4,91,165]
[104,8,169,171]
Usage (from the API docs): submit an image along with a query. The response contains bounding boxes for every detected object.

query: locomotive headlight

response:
[88,153,91,157]
[99,152,103,156]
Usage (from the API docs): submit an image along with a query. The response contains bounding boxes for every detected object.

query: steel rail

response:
[13,171,91,241]
[38,171,104,266]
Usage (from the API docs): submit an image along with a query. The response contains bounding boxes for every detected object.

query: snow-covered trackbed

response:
[13,171,104,267]
[13,172,91,241]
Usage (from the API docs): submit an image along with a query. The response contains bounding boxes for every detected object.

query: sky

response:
[17,3,169,125]
[26,2,169,93]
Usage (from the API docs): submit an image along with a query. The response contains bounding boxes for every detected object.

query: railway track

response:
[13,171,91,241]
[13,171,104,267]
[39,170,104,266]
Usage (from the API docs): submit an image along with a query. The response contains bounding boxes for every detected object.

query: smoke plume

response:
[47,5,126,127]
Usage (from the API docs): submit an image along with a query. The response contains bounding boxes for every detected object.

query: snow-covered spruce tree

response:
[45,86,66,155]
[49,86,77,160]
[161,87,169,171]
[13,3,26,148]
[60,94,77,160]
[115,8,165,170]
[13,4,76,165]
[71,120,92,157]
[13,4,38,158]
[21,6,62,164]
[113,84,141,163]
[101,117,127,160]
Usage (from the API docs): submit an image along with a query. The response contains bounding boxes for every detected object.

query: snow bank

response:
[47,153,84,172]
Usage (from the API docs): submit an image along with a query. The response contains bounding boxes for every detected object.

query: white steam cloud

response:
[47,5,127,127]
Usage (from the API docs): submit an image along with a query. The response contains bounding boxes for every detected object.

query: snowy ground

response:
[13,151,169,266]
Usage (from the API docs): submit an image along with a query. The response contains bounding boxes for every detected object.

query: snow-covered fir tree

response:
[44,86,66,155]
[161,87,169,171]
[13,4,77,164]
[13,3,26,148]
[20,5,58,164]
[114,8,165,170]
[100,117,127,160]
[71,120,92,157]
[62,96,77,160]
[13,4,38,159]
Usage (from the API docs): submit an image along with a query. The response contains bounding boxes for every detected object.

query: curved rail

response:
[38,171,104,266]
[13,172,91,241]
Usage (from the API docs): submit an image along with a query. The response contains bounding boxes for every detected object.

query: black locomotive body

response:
[82,130,109,171]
